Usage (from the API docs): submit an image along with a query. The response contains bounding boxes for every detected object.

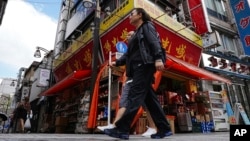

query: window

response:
[212,84,222,91]
[204,0,228,21]
[216,31,238,56]
[69,2,87,19]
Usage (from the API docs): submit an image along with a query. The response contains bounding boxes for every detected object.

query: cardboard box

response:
[135,117,147,134]
[177,113,192,132]
[205,114,210,122]
[196,115,201,122]
[200,115,205,122]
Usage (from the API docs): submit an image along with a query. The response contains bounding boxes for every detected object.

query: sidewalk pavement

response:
[0,132,229,141]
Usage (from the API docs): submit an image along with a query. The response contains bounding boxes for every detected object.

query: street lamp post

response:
[83,0,101,119]
[34,46,49,58]
[34,46,53,86]
[33,46,53,133]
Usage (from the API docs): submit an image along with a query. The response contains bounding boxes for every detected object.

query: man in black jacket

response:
[103,8,172,140]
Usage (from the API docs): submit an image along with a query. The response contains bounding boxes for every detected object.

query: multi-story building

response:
[29,0,249,134]
[199,0,250,125]
[28,50,55,133]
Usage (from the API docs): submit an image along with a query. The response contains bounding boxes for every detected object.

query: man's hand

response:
[155,60,164,71]
[110,61,116,67]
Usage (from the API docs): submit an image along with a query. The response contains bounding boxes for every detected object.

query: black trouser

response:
[115,63,170,132]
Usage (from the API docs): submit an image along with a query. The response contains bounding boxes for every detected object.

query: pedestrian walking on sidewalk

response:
[98,31,157,137]
[103,7,172,140]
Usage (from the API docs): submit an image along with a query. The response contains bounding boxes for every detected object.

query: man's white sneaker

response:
[97,124,115,131]
[142,126,157,137]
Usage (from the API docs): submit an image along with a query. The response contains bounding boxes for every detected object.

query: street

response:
[0,132,229,141]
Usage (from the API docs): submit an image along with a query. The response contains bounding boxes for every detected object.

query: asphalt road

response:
[0,132,230,141]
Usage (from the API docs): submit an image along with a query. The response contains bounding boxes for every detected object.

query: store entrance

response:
[157,75,195,133]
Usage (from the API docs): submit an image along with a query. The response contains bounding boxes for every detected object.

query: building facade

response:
[14,0,250,134]
[200,0,250,124]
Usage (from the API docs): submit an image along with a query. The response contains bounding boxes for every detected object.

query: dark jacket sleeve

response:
[142,22,163,61]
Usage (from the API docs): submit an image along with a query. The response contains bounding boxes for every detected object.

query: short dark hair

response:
[134,7,152,22]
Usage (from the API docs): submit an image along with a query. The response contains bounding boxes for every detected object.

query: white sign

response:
[37,69,50,87]
[115,52,123,59]
[22,86,30,98]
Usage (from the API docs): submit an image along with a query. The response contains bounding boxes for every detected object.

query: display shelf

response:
[53,80,91,134]
[75,90,90,134]
[94,68,122,131]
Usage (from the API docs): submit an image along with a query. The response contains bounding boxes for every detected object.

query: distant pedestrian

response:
[14,102,27,133]
[7,113,14,133]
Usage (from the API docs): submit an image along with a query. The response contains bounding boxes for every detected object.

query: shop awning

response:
[204,67,250,80]
[41,70,91,96]
[166,55,231,84]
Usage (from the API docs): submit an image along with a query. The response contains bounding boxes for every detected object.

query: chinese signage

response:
[53,28,93,68]
[54,42,92,82]
[134,0,203,46]
[54,0,204,80]
[230,0,250,55]
[100,17,202,66]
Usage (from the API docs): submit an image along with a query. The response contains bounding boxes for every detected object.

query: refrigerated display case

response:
[208,91,229,131]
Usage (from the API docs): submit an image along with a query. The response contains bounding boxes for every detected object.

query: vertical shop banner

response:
[37,69,50,87]
[230,0,250,55]
[221,90,236,124]
[188,0,211,35]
